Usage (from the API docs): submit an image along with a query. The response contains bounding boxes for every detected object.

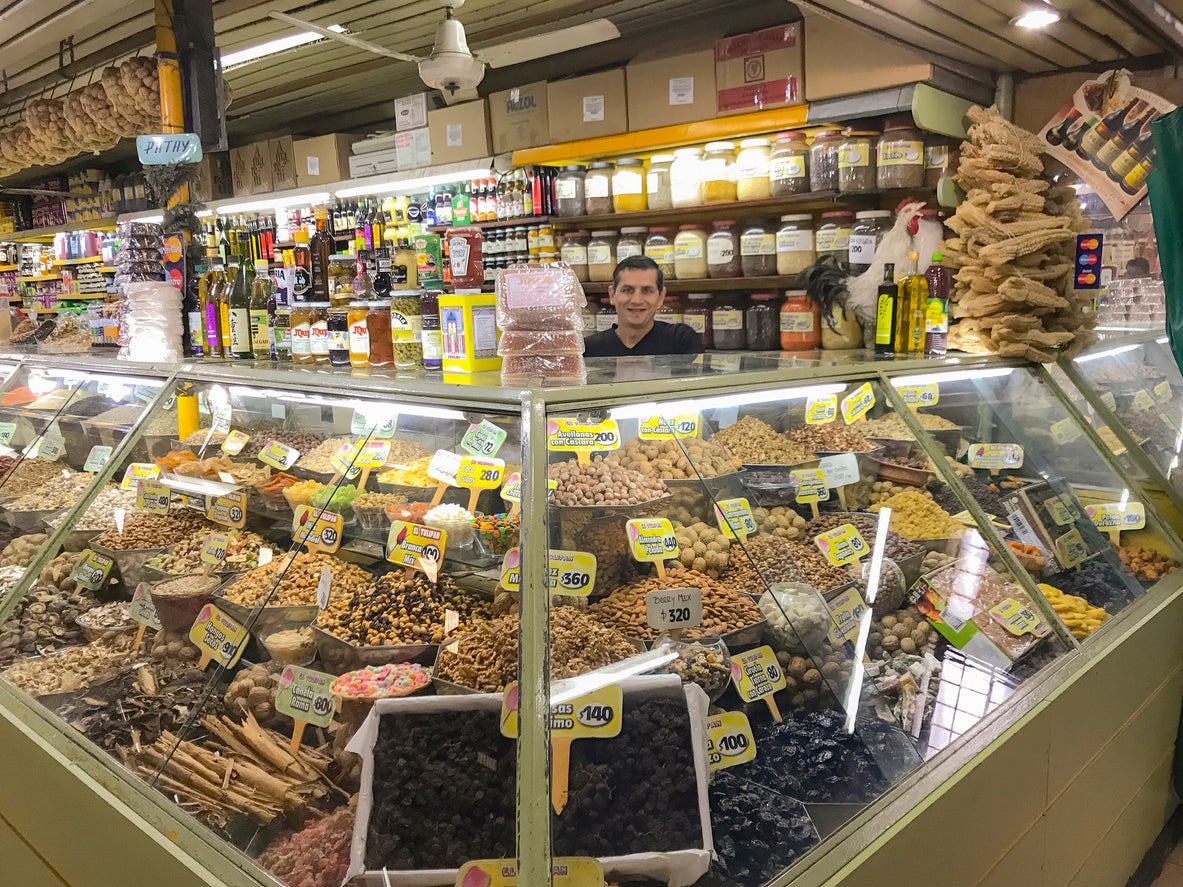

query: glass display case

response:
[0,350,1180,887]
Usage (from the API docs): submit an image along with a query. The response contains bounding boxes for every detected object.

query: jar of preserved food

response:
[597,296,617,332]
[712,294,746,350]
[740,219,777,277]
[582,295,598,336]
[646,154,674,210]
[588,230,617,282]
[684,293,713,349]
[670,147,704,208]
[673,225,709,279]
[555,165,586,217]
[770,131,809,196]
[735,138,771,201]
[348,296,370,367]
[701,141,737,204]
[309,302,329,364]
[617,227,647,261]
[877,118,925,189]
[780,291,820,350]
[560,230,590,282]
[848,210,892,276]
[612,158,647,212]
[746,293,779,350]
[390,293,422,368]
[538,251,557,264]
[537,223,556,252]
[644,227,676,278]
[776,214,816,276]
[585,161,614,214]
[838,129,878,193]
[809,129,843,192]
[290,303,313,364]
[658,293,684,326]
[328,305,350,366]
[821,305,864,350]
[707,221,741,279]
[526,225,540,256]
[329,256,355,305]
[816,211,855,267]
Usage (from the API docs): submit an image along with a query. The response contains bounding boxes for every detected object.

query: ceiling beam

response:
[1113,0,1183,55]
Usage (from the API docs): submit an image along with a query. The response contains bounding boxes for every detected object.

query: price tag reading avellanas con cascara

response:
[706,711,757,773]
[546,418,620,459]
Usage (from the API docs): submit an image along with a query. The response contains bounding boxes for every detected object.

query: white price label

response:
[646,587,704,632]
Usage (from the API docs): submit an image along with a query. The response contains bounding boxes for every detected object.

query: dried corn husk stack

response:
[943,105,1096,362]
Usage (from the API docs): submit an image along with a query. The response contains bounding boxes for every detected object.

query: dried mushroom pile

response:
[943,106,1094,362]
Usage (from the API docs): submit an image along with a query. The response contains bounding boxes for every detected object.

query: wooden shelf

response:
[3,218,115,243]
[548,191,860,229]
[581,275,803,294]
[0,265,16,272]
[53,256,103,266]
[16,274,62,283]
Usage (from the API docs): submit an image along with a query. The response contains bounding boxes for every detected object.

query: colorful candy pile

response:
[472,513,520,555]
[330,663,432,699]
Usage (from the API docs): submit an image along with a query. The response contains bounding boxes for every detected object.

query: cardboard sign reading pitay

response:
[1039,69,1175,220]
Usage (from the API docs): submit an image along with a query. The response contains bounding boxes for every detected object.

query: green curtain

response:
[1149,108,1183,374]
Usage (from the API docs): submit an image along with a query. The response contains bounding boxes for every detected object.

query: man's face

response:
[608,268,665,331]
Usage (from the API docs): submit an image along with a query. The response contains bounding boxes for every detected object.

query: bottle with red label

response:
[447,227,485,291]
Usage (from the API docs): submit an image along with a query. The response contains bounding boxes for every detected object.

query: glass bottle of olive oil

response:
[894,252,928,354]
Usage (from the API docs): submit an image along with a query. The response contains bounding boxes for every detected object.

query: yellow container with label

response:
[438,292,502,373]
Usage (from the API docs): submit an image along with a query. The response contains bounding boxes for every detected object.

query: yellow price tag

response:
[499,548,597,595]
[121,462,160,490]
[205,491,247,529]
[1050,418,1082,445]
[189,603,248,668]
[841,383,875,424]
[1154,381,1173,403]
[456,455,505,489]
[546,417,621,452]
[714,497,757,539]
[827,586,869,643]
[455,858,604,887]
[1132,389,1156,411]
[1044,495,1078,527]
[730,645,787,703]
[966,443,1024,471]
[792,468,830,505]
[1054,527,1088,568]
[625,518,679,562]
[706,711,757,773]
[258,440,300,470]
[292,505,344,553]
[989,598,1042,636]
[1097,426,1127,455]
[638,412,700,439]
[805,394,837,425]
[814,524,869,566]
[1085,501,1146,531]
[200,531,230,566]
[385,520,447,571]
[135,479,170,513]
[220,429,250,455]
[895,382,939,408]
[499,681,622,740]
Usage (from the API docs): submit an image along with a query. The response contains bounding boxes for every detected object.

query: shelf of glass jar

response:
[578,276,803,294]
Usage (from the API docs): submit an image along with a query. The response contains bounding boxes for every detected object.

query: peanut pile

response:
[94,511,208,550]
[785,423,877,454]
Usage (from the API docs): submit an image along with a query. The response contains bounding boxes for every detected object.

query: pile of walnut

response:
[943,106,1095,362]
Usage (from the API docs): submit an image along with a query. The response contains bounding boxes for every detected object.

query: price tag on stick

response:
[626,518,679,579]
[730,645,786,722]
[791,468,829,520]
[386,520,447,577]
[129,582,161,648]
[1086,501,1146,545]
[71,549,113,592]
[646,587,703,639]
[715,498,756,541]
[546,417,620,465]
[818,453,860,510]
[189,603,248,670]
[275,665,335,752]
[706,711,757,772]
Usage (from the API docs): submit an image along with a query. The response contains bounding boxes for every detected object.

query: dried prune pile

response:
[744,709,919,804]
[365,708,516,870]
[554,696,701,856]
[706,770,818,886]
[1047,557,1138,613]
[931,475,1003,516]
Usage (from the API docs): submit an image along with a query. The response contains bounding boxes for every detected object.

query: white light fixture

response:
[216,193,332,215]
[1011,3,1061,28]
[221,25,346,69]
[335,165,493,199]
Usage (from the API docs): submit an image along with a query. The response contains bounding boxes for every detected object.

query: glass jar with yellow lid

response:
[612,158,647,212]
[735,138,772,201]
[701,141,738,204]
[838,129,878,193]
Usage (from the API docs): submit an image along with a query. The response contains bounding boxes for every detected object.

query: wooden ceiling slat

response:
[924,0,1091,67]
[973,0,1125,61]
[1056,0,1163,56]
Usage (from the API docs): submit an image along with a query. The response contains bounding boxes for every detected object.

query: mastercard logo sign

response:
[1077,271,1097,286]
[1079,237,1101,251]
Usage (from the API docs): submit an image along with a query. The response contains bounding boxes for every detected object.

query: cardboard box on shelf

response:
[229,145,251,196]
[427,100,492,164]
[546,69,628,143]
[268,136,298,191]
[193,153,234,202]
[395,92,431,131]
[294,134,354,186]
[715,23,804,116]
[488,81,550,152]
[626,43,717,129]
[246,141,274,194]
[396,127,432,169]
[803,14,932,101]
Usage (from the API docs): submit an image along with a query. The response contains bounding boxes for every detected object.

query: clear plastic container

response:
[673,225,709,280]
[684,293,713,349]
[838,129,878,194]
[670,147,704,208]
[644,227,676,279]
[585,161,614,215]
[707,221,741,279]
[848,210,892,276]
[616,227,647,261]
[596,297,617,332]
[657,294,684,326]
[711,293,746,350]
[740,219,777,277]
[925,140,957,188]
[810,129,844,192]
[735,138,772,201]
[816,211,855,268]
[559,230,590,283]
[770,131,809,196]
[555,165,587,217]
[612,158,647,212]
[702,141,737,204]
[780,291,820,350]
[746,293,779,350]
[646,154,674,210]
[587,230,617,282]
[776,214,816,277]
[877,118,925,189]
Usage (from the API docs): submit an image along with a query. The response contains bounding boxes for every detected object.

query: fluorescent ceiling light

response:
[222,25,346,69]
[1011,5,1061,28]
[217,193,331,215]
[335,166,493,199]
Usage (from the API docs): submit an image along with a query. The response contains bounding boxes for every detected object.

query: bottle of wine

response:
[1045,109,1082,147]
[228,256,254,359]
[1093,101,1148,170]
[1078,99,1138,160]
[874,264,897,356]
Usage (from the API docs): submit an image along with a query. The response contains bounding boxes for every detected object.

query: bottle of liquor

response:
[199,262,224,358]
[523,169,535,217]
[1062,115,1095,153]
[217,218,232,267]
[894,252,928,354]
[1120,147,1156,195]
[924,253,950,356]
[1045,109,1082,147]
[184,265,204,357]
[1108,121,1154,183]
[291,229,313,304]
[249,259,274,359]
[216,263,232,354]
[874,263,897,356]
[228,256,254,359]
[1078,99,1138,160]
[1093,101,1149,170]
[452,182,472,226]
[311,208,333,302]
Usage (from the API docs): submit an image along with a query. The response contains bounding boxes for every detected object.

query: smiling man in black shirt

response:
[583,256,704,357]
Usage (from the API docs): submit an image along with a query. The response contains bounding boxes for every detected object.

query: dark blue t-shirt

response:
[583,321,704,357]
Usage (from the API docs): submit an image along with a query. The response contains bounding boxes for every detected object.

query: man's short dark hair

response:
[611,255,664,290]
[1127,256,1151,275]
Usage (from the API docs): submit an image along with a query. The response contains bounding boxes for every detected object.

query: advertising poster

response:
[1039,69,1175,220]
